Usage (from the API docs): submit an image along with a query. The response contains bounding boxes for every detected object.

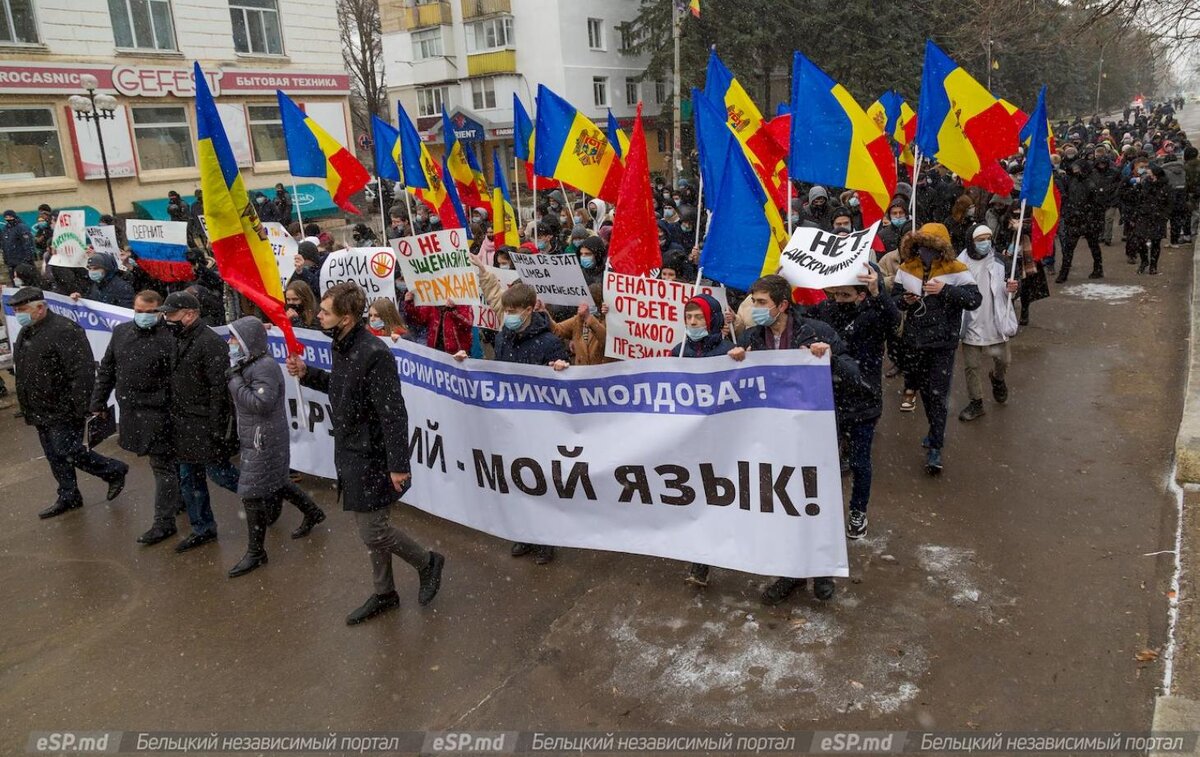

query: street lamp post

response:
[68,74,119,219]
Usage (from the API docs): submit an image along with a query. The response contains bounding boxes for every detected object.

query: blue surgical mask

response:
[229,343,243,361]
[88,270,104,282]
[849,197,860,207]
[369,318,385,331]
[686,326,709,341]
[975,239,994,255]
[890,216,907,228]
[16,312,32,327]
[133,312,159,329]
[536,240,548,251]
[503,313,525,330]
[751,306,776,327]
[579,255,595,269]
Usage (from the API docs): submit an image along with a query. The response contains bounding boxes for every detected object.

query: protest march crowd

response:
[2,45,1196,625]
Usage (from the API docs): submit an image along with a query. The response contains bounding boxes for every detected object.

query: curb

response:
[1151,696,1200,756]
[1177,237,1200,483]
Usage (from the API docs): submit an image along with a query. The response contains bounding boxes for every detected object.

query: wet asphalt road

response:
[0,165,1190,746]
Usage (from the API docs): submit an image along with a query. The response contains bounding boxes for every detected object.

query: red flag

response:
[606,104,661,277]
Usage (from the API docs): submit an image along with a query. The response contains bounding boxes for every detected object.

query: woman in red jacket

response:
[402,291,473,354]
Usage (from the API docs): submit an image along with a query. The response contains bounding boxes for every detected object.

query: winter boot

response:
[229,502,269,578]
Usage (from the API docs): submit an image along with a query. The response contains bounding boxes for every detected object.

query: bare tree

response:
[338,0,386,154]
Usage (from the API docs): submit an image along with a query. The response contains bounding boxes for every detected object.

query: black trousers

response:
[1061,228,1103,274]
[1128,235,1162,268]
[35,422,127,506]
[904,346,957,450]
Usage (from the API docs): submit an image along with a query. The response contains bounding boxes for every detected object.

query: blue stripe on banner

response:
[3,291,132,333]
[128,239,188,262]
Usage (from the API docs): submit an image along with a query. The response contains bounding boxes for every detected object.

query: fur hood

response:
[899,226,956,264]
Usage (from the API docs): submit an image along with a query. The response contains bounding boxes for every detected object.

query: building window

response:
[587,17,604,50]
[617,22,635,52]
[131,106,193,171]
[592,76,608,108]
[655,80,667,104]
[412,27,443,59]
[470,78,496,110]
[416,86,447,117]
[230,0,283,55]
[0,107,64,180]
[624,78,639,107]
[1,0,39,44]
[465,16,511,53]
[247,103,286,163]
[108,0,176,50]
[657,128,667,153]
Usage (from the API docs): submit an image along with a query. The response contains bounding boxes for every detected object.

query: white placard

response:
[603,271,728,360]
[778,221,880,290]
[49,210,89,268]
[263,222,297,292]
[85,225,120,257]
[319,247,397,314]
[508,251,591,307]
[392,230,479,307]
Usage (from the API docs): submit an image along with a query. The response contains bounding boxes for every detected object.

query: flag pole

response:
[292,180,304,228]
[694,173,704,250]
[402,185,415,227]
[909,148,921,228]
[786,180,794,235]
[1009,199,1027,280]
[293,374,309,429]
[513,150,523,230]
[376,176,388,242]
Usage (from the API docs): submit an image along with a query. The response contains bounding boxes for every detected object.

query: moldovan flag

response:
[397,102,460,230]
[694,90,788,291]
[789,52,896,229]
[533,85,622,203]
[868,90,917,171]
[195,64,301,354]
[442,108,488,210]
[689,0,700,17]
[705,50,788,209]
[1018,86,1059,261]
[277,90,369,214]
[606,103,661,277]
[491,148,520,249]
[513,94,537,188]
[371,115,402,183]
[915,40,1018,195]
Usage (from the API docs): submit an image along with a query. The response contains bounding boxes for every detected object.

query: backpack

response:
[1163,160,1187,190]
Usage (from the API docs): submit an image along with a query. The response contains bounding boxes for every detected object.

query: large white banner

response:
[3,290,848,579]
[603,271,728,360]
[392,230,478,307]
[779,221,879,290]
[319,248,396,314]
[49,210,89,268]
[509,251,591,307]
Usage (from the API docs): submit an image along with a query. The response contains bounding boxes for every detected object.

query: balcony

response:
[461,0,510,19]
[382,1,453,33]
[466,49,515,76]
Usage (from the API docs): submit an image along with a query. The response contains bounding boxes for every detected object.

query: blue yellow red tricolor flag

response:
[606,109,630,160]
[195,64,300,354]
[513,94,537,188]
[442,109,488,210]
[491,148,520,248]
[694,89,788,291]
[705,50,788,209]
[915,40,1019,195]
[397,102,460,230]
[371,115,402,183]
[533,84,623,203]
[789,52,897,228]
[442,152,471,235]
[1018,86,1059,261]
[689,0,700,17]
[868,89,917,172]
[277,90,369,214]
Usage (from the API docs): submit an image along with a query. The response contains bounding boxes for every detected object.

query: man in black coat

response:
[12,287,128,518]
[287,282,444,626]
[79,253,135,308]
[2,209,36,282]
[91,290,180,544]
[160,291,232,551]
[728,274,863,607]
[1056,158,1105,282]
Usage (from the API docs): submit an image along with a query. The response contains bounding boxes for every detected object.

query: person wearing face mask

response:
[253,191,279,224]
[224,316,325,577]
[956,226,1019,422]
[808,263,899,540]
[11,261,43,291]
[402,289,473,355]
[12,286,129,519]
[1056,156,1105,282]
[799,186,833,231]
[285,280,318,328]
[494,248,514,271]
[2,209,36,284]
[877,199,913,291]
[158,291,235,552]
[729,275,862,604]
[287,282,445,625]
[367,299,408,341]
[78,253,134,308]
[943,195,977,254]
[1093,151,1123,246]
[90,290,180,542]
[453,282,568,565]
[830,208,855,237]
[288,240,323,298]
[576,235,606,286]
[534,220,561,255]
[386,208,410,241]
[1122,161,1171,274]
[838,191,864,229]
[891,223,982,474]
[547,282,610,367]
